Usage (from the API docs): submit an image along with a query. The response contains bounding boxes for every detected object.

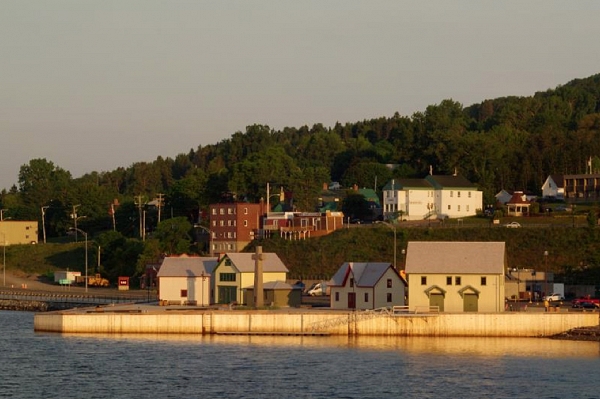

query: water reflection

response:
[55,332,600,358]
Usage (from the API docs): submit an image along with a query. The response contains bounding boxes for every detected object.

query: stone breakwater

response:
[551,326,600,342]
[0,299,48,312]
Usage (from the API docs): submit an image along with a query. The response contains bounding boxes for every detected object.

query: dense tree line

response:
[1,73,600,281]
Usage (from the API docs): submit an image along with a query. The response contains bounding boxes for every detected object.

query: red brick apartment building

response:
[209,203,262,255]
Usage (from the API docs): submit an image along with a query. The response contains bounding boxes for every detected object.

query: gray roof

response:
[330,262,395,288]
[223,252,289,273]
[405,241,505,275]
[157,256,218,277]
[243,281,296,290]
[383,178,432,191]
[425,175,478,189]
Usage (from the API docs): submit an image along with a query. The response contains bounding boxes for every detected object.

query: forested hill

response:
[3,73,600,234]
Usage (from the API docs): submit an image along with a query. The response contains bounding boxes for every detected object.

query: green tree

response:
[341,192,370,221]
[154,217,192,255]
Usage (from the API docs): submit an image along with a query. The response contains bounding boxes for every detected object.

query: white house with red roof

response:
[329,262,406,310]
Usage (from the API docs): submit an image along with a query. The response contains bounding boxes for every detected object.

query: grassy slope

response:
[6,217,600,285]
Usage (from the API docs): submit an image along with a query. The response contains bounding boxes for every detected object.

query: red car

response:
[572,297,600,308]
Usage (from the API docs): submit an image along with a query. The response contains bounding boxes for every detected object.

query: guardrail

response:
[392,305,440,314]
[0,290,157,308]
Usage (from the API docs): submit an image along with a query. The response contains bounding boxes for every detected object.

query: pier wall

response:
[34,310,599,337]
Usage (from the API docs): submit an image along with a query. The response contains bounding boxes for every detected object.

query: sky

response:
[2,1,600,191]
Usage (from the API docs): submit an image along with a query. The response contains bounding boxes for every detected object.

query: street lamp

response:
[376,221,397,270]
[193,224,213,255]
[41,206,49,244]
[1,232,5,287]
[543,250,549,299]
[200,271,207,307]
[401,248,406,269]
[69,227,88,293]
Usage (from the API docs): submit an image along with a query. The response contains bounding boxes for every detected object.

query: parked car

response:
[543,293,564,302]
[572,297,600,308]
[504,222,521,228]
[579,301,599,309]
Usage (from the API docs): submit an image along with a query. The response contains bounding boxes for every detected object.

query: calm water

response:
[1,311,600,399]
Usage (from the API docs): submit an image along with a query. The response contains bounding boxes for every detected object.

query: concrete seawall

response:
[33,307,600,337]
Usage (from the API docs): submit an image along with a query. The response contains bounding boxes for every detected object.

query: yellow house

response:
[212,252,288,305]
[0,221,39,245]
[405,241,506,312]
[329,262,407,310]
[157,256,218,306]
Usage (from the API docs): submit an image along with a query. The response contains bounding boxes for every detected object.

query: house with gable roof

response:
[212,252,289,304]
[405,241,506,313]
[541,175,564,199]
[157,255,218,306]
[329,262,406,310]
[382,173,482,221]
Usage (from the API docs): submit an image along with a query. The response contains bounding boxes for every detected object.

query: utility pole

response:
[41,206,49,244]
[156,193,164,223]
[110,203,116,231]
[134,195,144,239]
[71,205,80,242]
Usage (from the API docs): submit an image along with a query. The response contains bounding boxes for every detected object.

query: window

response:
[467,205,470,212]
[227,220,232,226]
[387,293,392,302]
[244,207,248,215]
[180,289,188,298]
[468,192,472,198]
[450,191,453,197]
[227,232,232,238]
[448,205,451,210]
[335,292,339,301]
[481,277,487,286]
[387,279,392,288]
[219,220,224,227]
[349,278,354,288]
[227,208,233,215]
[212,209,216,215]
[421,276,427,285]
[446,276,452,285]
[457,191,461,198]
[224,259,232,266]
[244,220,248,227]
[458,205,461,212]
[212,220,216,227]
[455,276,461,285]
[219,208,224,215]
[364,293,369,302]
[220,273,236,282]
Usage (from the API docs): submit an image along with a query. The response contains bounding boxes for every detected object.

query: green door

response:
[463,294,478,312]
[218,286,237,304]
[429,293,444,312]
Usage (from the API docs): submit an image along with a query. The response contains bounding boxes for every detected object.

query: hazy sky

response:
[2,1,600,191]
